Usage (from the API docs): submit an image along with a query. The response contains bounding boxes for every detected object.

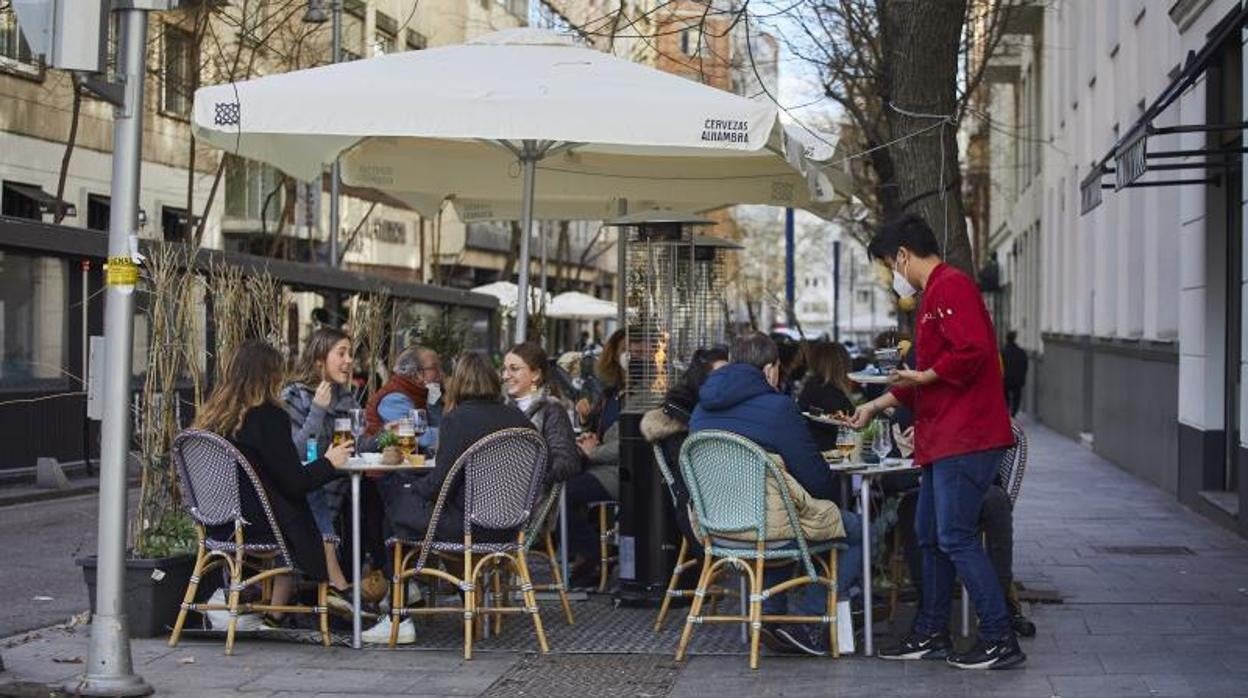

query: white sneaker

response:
[361,616,415,644]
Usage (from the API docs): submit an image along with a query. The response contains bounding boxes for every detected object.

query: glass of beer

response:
[396,419,417,462]
[332,417,353,447]
[836,426,857,460]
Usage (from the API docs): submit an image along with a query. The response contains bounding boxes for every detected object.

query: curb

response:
[0,480,138,509]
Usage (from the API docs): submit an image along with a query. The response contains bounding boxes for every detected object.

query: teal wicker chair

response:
[674,430,843,669]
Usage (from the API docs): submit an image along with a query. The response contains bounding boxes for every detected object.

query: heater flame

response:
[652,331,669,395]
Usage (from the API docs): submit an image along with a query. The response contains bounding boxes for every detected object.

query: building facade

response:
[972,0,1248,536]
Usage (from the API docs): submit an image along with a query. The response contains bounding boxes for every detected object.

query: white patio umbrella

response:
[192,28,848,341]
[546,291,618,320]
[469,280,548,315]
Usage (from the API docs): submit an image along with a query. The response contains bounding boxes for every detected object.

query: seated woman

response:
[563,329,626,584]
[798,341,856,452]
[192,340,354,625]
[502,342,581,484]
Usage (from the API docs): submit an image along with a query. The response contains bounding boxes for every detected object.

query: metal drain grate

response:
[1092,545,1195,556]
[482,653,682,697]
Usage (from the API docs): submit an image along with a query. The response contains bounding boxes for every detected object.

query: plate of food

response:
[804,411,846,425]
[848,366,898,385]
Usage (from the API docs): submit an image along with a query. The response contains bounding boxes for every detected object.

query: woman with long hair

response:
[502,342,581,484]
[282,326,371,592]
[194,340,354,623]
[369,351,537,643]
[798,341,856,451]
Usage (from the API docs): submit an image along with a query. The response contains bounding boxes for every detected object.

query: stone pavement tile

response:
[1094,649,1220,675]
[238,666,429,694]
[1047,674,1152,697]
[1143,673,1248,697]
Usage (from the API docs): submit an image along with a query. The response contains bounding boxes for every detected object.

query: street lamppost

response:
[304,1,342,323]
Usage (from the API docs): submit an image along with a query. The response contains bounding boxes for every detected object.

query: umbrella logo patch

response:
[214,102,240,126]
[701,118,749,144]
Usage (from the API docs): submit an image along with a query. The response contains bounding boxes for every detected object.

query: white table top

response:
[338,458,434,473]
[824,458,916,475]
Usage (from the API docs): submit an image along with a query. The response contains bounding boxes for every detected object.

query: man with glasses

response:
[365,344,443,445]
[849,214,1022,670]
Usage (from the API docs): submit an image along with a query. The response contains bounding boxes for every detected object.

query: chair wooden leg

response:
[515,550,550,654]
[168,546,207,647]
[546,531,575,625]
[597,504,611,593]
[749,551,764,670]
[463,547,475,660]
[492,563,505,638]
[654,537,689,632]
[675,545,714,662]
[389,544,404,648]
[317,582,330,647]
[828,550,840,658]
[224,564,242,656]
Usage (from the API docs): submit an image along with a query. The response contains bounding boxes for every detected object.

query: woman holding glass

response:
[282,326,376,595]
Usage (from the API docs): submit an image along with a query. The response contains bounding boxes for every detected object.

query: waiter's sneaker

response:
[946,636,1026,670]
[362,616,415,645]
[877,631,952,661]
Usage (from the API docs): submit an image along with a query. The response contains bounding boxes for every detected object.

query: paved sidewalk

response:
[3,418,1248,697]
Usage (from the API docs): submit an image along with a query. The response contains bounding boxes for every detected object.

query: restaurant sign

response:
[1115,126,1148,190]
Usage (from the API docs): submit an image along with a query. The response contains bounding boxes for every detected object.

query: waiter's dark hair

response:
[867,213,941,261]
[730,332,779,369]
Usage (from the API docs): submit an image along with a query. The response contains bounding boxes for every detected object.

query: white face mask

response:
[892,270,917,299]
[618,351,630,370]
[425,382,442,405]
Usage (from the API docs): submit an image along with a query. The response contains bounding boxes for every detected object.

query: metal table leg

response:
[860,474,873,656]
[351,472,362,649]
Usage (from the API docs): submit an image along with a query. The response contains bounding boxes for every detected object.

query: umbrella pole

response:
[515,142,539,343]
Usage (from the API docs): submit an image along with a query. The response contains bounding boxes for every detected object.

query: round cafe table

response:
[338,457,431,649]
[825,457,916,657]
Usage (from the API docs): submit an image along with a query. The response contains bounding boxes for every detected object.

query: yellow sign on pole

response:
[105,256,140,286]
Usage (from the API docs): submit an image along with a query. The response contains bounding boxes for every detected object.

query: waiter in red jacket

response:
[850,214,1024,670]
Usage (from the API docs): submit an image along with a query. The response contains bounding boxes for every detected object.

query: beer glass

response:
[332,417,352,447]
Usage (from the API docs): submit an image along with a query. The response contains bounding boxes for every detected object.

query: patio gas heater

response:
[609,210,723,605]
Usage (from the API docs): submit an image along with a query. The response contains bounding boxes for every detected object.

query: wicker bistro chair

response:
[167,429,330,655]
[514,482,576,625]
[588,500,619,592]
[675,431,844,670]
[651,443,736,632]
[385,428,551,658]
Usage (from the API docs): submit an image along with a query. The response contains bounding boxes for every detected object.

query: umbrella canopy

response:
[192,28,849,340]
[546,291,618,320]
[469,280,548,315]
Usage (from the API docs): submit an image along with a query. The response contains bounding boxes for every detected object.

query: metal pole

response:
[514,143,537,342]
[832,239,841,342]
[328,1,342,270]
[351,473,362,648]
[784,207,795,328]
[540,219,548,337]
[70,8,153,695]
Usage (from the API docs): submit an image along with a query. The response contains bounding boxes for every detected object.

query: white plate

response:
[848,370,897,385]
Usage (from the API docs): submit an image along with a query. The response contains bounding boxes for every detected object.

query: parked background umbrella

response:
[546,291,618,320]
[193,28,847,341]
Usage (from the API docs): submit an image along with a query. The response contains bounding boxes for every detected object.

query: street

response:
[0,492,130,638]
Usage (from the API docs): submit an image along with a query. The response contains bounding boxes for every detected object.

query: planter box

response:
[77,553,196,639]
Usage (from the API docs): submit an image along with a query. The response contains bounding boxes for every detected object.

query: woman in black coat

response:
[380,352,538,545]
[798,341,856,451]
[192,340,355,618]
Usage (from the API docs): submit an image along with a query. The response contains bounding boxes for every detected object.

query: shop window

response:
[0,252,69,390]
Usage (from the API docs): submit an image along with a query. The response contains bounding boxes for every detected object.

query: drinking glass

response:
[349,408,366,443]
[332,417,352,447]
[409,409,428,437]
[835,426,857,461]
[871,418,893,464]
[396,419,416,462]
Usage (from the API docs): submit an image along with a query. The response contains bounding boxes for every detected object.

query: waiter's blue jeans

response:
[912,450,1011,641]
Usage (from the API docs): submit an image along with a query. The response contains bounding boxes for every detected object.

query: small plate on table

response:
[804,411,843,425]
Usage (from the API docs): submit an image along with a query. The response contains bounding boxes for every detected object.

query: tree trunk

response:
[53,78,83,224]
[879,0,974,276]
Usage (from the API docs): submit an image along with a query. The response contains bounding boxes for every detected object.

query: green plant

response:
[136,510,197,559]
[376,429,398,450]
[419,307,469,361]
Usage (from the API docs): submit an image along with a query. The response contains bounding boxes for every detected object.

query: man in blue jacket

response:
[691,332,836,500]
[690,331,858,656]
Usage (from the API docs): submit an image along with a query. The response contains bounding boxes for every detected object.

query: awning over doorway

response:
[1079,5,1248,216]
[3,183,76,218]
